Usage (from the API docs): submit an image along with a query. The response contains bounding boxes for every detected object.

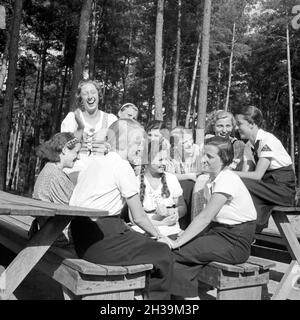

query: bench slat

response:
[272,206,300,213]
[208,261,245,273]
[0,215,153,277]
[246,255,276,270]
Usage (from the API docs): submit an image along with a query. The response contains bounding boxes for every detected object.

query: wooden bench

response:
[0,215,153,300]
[197,256,275,300]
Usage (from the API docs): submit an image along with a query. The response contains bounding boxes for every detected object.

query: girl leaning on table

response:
[31,132,82,245]
[130,139,187,237]
[159,136,257,299]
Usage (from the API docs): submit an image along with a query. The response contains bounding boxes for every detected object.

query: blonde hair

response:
[75,79,102,110]
[206,110,236,136]
[106,119,145,151]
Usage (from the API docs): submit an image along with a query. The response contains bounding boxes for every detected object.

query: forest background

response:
[0,0,299,196]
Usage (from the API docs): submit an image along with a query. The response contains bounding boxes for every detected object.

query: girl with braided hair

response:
[132,139,187,237]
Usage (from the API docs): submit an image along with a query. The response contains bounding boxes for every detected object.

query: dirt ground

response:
[0,244,282,300]
[0,244,63,300]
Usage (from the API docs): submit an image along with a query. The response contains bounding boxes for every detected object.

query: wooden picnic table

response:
[271,206,300,300]
[0,190,108,300]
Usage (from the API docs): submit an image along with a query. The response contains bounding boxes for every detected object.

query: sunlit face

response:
[127,129,145,165]
[119,106,138,120]
[148,150,168,175]
[62,143,81,169]
[202,144,223,176]
[80,83,99,114]
[235,114,252,140]
[148,129,162,141]
[214,117,233,138]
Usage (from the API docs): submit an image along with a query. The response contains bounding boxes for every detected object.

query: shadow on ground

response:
[0,244,63,300]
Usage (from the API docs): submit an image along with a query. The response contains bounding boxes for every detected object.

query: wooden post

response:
[224,22,235,112]
[196,0,211,147]
[286,26,295,169]
[154,0,165,121]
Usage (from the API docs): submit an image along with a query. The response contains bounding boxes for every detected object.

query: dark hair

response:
[146,120,168,133]
[36,132,79,162]
[139,140,170,204]
[205,136,234,167]
[237,106,264,127]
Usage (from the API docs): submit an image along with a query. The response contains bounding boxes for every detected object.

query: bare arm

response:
[73,109,85,141]
[160,193,228,249]
[126,193,161,238]
[235,157,270,180]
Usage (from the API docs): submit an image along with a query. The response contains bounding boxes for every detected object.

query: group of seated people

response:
[32,79,296,300]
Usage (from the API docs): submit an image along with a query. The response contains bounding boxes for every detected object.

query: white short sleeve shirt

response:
[206,169,257,225]
[137,172,183,212]
[244,129,292,170]
[70,152,139,216]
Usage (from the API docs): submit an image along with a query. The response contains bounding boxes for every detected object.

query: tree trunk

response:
[171,0,181,129]
[185,30,201,128]
[216,61,222,109]
[154,0,164,121]
[35,40,48,147]
[0,0,24,190]
[88,0,96,79]
[224,22,235,112]
[0,30,10,92]
[68,0,93,112]
[54,65,69,134]
[286,26,295,169]
[196,0,211,148]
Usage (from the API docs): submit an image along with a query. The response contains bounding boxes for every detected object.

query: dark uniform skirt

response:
[171,220,256,297]
[70,215,173,300]
[242,165,296,232]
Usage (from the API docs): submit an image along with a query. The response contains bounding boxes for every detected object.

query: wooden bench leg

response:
[217,285,262,300]
[0,216,71,300]
[272,260,300,300]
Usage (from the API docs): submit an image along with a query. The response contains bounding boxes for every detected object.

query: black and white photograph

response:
[0,0,299,307]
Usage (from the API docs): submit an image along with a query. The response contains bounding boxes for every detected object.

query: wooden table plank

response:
[0,191,108,217]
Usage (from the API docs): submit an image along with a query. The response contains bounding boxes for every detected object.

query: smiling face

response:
[61,143,81,169]
[148,150,168,175]
[214,117,233,138]
[80,83,99,114]
[235,114,252,140]
[202,144,223,177]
